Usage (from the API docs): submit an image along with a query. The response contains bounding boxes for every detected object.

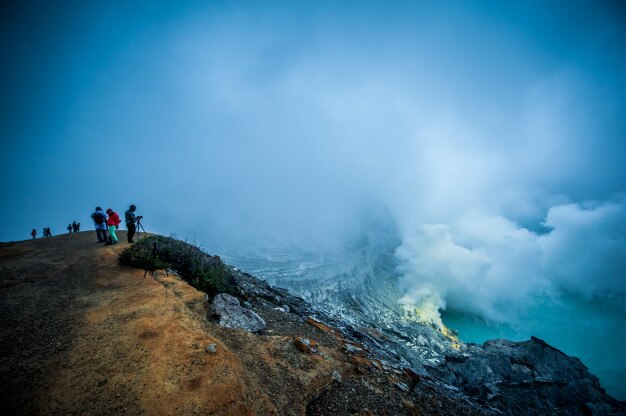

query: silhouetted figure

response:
[125,204,142,243]
[67,224,72,233]
[76,222,81,232]
[91,207,108,243]
[43,227,51,238]
[72,221,78,233]
[31,229,37,239]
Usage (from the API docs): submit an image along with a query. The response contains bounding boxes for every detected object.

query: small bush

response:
[119,235,236,299]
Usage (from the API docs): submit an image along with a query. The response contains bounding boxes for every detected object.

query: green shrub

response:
[119,235,236,299]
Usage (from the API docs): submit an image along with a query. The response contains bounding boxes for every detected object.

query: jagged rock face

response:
[229,267,625,415]
[432,337,624,415]
[210,293,267,332]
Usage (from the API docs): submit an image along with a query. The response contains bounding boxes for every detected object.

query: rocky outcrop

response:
[210,293,267,332]
[431,336,625,415]
[228,266,626,416]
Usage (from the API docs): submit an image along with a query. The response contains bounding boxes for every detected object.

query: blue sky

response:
[2,0,625,242]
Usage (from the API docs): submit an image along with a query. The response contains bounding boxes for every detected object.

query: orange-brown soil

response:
[0,232,486,416]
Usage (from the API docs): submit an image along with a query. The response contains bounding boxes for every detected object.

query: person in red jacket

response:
[105,208,122,244]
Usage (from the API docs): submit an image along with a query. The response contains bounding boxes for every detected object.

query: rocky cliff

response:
[231,264,625,416]
[0,232,624,415]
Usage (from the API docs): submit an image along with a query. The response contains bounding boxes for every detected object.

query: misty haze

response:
[2,0,625,407]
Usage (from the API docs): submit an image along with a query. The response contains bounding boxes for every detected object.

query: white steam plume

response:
[395,199,626,324]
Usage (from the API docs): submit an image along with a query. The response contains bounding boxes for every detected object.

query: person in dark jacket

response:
[67,224,72,233]
[31,229,37,239]
[72,221,78,233]
[91,207,108,243]
[124,204,142,243]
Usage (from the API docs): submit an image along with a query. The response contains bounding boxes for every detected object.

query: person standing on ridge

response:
[124,204,142,243]
[91,207,108,243]
[105,208,121,244]
[67,224,72,233]
[72,221,78,233]
[31,229,37,239]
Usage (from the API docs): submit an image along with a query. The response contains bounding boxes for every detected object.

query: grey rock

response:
[226,263,625,415]
[210,293,266,333]
[232,270,311,316]
[294,336,318,354]
[166,268,180,277]
[332,370,342,383]
[342,343,363,354]
[205,343,217,353]
[394,382,409,392]
[431,336,625,415]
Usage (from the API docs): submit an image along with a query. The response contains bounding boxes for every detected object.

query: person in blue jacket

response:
[91,207,108,243]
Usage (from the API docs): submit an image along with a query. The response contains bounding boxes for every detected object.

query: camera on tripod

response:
[135,216,146,237]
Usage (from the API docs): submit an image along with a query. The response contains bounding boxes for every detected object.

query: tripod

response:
[144,242,169,278]
[136,218,147,239]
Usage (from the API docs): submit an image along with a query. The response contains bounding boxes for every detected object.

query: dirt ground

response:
[0,232,374,415]
[1,231,493,416]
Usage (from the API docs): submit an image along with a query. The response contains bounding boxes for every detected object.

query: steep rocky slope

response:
[0,232,623,415]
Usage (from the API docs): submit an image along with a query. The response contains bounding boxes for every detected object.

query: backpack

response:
[94,212,105,225]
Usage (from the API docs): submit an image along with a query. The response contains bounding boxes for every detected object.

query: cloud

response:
[396,216,546,322]
[539,198,626,297]
[1,1,625,330]
[394,199,626,323]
